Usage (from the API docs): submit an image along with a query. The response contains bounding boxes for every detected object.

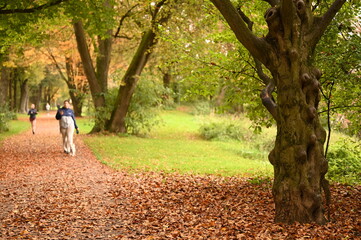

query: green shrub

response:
[125,78,168,136]
[0,105,16,133]
[190,101,212,115]
[327,138,361,185]
[199,117,252,141]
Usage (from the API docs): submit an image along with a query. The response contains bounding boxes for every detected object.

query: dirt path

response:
[0,113,360,239]
[0,113,118,238]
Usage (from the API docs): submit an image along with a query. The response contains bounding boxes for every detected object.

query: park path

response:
[0,112,359,239]
[0,112,121,238]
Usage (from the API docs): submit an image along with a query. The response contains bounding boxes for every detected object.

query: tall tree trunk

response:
[107,0,170,133]
[36,83,42,111]
[163,71,171,88]
[73,20,111,131]
[210,0,346,224]
[12,69,18,111]
[106,29,156,133]
[0,66,10,106]
[65,57,85,117]
[269,64,328,224]
[19,79,29,113]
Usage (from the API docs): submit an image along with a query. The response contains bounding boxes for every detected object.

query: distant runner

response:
[27,104,37,134]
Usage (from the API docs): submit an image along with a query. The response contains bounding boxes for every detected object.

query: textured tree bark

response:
[106,0,170,133]
[73,21,106,107]
[65,57,85,117]
[210,0,345,224]
[269,65,328,224]
[19,79,29,113]
[0,66,10,106]
[107,29,156,133]
[73,20,111,131]
[35,83,42,111]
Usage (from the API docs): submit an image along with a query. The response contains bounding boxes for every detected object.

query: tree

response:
[209,0,352,224]
[106,0,173,133]
[48,48,89,117]
[0,0,71,111]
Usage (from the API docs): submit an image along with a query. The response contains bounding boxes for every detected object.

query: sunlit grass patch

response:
[83,110,274,177]
[0,120,29,144]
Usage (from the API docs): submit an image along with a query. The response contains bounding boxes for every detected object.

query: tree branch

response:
[318,105,361,114]
[114,4,139,38]
[46,49,68,82]
[0,0,68,14]
[210,0,273,66]
[236,5,277,121]
[309,0,346,49]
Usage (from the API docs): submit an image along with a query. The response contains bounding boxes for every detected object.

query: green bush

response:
[199,117,252,141]
[190,101,212,115]
[125,78,168,136]
[0,105,16,133]
[327,138,361,185]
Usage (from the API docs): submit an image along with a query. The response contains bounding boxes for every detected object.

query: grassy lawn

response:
[82,111,274,177]
[0,119,29,144]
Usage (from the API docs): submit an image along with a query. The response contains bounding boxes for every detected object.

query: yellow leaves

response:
[2,60,16,68]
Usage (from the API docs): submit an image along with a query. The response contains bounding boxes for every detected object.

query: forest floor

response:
[0,113,360,239]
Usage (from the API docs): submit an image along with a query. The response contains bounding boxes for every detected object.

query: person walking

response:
[55,100,79,156]
[27,104,37,134]
[46,103,50,115]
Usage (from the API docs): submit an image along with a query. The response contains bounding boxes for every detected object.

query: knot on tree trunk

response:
[264,7,282,39]
[300,70,321,108]
[295,145,307,163]
[294,0,306,17]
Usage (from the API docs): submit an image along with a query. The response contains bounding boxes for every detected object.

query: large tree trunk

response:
[269,64,328,224]
[19,79,29,113]
[0,66,10,106]
[65,57,85,117]
[12,69,18,111]
[73,21,112,131]
[35,83,42,111]
[106,29,156,133]
[107,0,170,133]
[210,0,346,224]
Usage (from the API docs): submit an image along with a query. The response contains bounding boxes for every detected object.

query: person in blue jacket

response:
[27,104,37,134]
[56,100,79,156]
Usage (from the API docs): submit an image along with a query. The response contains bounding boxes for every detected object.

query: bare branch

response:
[0,0,68,14]
[236,6,253,30]
[210,0,273,66]
[114,4,139,39]
[309,0,346,49]
[152,0,168,20]
[318,105,361,114]
[236,5,277,121]
[114,35,133,40]
[0,3,7,10]
[46,49,68,82]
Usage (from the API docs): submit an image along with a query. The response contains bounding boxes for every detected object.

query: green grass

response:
[76,117,94,134]
[83,110,274,177]
[0,119,29,144]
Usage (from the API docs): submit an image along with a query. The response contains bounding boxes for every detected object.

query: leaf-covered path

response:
[0,113,360,239]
